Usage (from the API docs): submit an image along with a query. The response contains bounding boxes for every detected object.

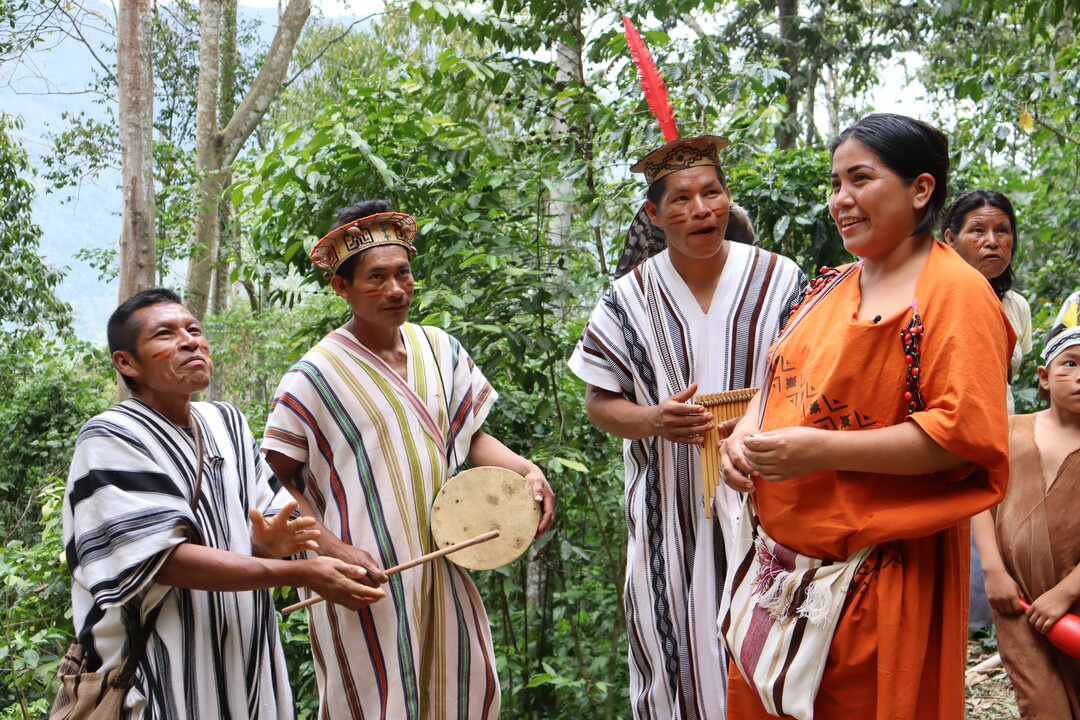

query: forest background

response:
[2,0,1079,717]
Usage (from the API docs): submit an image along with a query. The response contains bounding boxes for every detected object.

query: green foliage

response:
[0,0,42,66]
[0,114,71,342]
[0,478,73,719]
[205,292,349,432]
[726,146,846,270]
[0,336,112,541]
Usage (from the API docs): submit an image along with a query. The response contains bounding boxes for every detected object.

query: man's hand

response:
[651,383,713,444]
[741,427,829,483]
[302,556,386,610]
[983,568,1024,615]
[249,500,321,558]
[524,466,555,538]
[319,540,390,587]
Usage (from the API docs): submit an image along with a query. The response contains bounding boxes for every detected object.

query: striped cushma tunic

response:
[63,399,295,720]
[568,243,805,720]
[262,323,500,720]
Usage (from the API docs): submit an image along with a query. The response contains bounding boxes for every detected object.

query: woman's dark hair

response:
[331,199,391,282]
[829,113,949,240]
[941,189,1018,299]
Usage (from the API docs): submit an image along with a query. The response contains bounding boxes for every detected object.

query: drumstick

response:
[282,530,501,615]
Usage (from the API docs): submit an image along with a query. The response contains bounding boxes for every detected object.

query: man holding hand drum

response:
[262,199,555,719]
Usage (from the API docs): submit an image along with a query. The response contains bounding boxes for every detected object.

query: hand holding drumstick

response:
[282,530,501,615]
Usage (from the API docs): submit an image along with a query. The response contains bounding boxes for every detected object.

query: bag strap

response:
[110,410,206,690]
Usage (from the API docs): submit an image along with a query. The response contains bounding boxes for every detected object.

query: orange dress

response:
[727,242,1014,719]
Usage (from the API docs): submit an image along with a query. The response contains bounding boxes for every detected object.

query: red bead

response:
[912,368,920,377]
[904,391,913,401]
[905,354,913,364]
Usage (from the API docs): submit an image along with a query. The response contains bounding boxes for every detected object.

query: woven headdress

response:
[310,212,417,276]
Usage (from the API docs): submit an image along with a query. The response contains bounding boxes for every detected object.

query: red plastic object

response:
[1019,599,1080,658]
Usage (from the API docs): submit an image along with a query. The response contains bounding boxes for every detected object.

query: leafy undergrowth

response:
[965,638,1018,719]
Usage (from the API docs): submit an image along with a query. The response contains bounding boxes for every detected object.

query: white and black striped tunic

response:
[63,399,294,720]
[568,243,805,720]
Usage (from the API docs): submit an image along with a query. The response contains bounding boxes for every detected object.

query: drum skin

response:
[430,467,540,570]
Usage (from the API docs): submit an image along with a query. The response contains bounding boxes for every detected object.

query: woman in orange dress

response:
[719,113,1015,719]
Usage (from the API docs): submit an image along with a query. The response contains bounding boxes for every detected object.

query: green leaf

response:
[773,215,791,240]
[555,457,589,473]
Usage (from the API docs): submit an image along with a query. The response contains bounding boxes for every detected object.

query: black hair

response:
[646,165,727,207]
[941,189,1018,299]
[107,288,184,390]
[829,113,949,239]
[330,199,391,282]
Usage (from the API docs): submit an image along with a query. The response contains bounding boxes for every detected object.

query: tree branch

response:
[217,0,311,165]
[55,1,116,82]
[283,11,387,88]
[1033,112,1080,146]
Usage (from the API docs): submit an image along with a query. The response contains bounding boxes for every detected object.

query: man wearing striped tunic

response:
[64,289,382,719]
[262,200,556,720]
[568,137,805,719]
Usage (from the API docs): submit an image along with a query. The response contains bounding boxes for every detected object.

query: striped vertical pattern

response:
[63,399,295,719]
[262,323,500,720]
[568,243,806,720]
[718,503,874,720]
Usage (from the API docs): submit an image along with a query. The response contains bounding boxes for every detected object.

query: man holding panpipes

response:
[262,199,555,719]
[568,136,805,718]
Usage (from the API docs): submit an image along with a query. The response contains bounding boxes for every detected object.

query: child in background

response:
[973,290,1080,719]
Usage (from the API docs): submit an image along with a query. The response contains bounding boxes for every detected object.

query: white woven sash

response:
[718,497,874,720]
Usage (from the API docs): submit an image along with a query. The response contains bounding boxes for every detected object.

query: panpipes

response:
[695,387,758,518]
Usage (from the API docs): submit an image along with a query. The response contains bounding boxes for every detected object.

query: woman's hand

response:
[983,567,1024,615]
[742,427,829,482]
[720,420,760,493]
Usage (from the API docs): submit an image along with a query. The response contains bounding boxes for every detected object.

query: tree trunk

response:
[210,0,239,317]
[546,19,583,249]
[116,0,156,402]
[776,0,800,149]
[117,0,155,304]
[185,0,312,319]
[186,0,224,319]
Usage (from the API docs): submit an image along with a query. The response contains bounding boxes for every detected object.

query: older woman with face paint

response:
[719,114,1015,720]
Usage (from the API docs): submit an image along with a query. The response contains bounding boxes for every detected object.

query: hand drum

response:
[430,467,539,570]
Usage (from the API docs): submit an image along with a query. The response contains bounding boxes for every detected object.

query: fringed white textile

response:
[718,497,875,720]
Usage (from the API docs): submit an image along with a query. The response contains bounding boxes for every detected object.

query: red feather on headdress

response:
[622,15,678,143]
